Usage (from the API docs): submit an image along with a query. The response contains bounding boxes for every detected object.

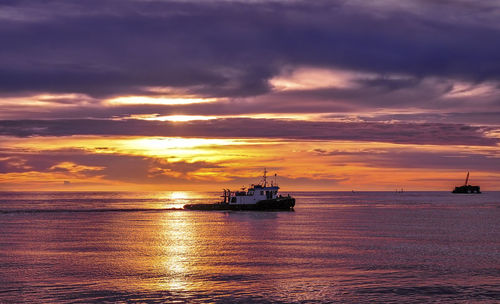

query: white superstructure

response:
[184,169,295,211]
[222,169,282,205]
[226,185,280,204]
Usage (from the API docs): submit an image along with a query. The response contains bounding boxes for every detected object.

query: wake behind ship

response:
[184,170,295,211]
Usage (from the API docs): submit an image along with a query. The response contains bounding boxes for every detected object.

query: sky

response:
[0,0,499,191]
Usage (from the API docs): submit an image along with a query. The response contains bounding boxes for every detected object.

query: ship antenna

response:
[263,168,267,187]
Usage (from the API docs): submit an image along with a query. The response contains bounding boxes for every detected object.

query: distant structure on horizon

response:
[452,172,481,194]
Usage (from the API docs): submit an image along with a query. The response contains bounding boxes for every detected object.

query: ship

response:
[184,170,295,211]
[452,171,481,194]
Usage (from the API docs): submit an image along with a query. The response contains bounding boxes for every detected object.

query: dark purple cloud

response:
[313,148,500,172]
[0,0,499,151]
[0,118,497,146]
[1,0,500,99]
[1,83,499,122]
[358,112,500,126]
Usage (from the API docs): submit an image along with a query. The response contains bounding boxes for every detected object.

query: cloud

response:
[358,112,500,126]
[2,1,500,190]
[0,0,499,130]
[1,73,499,124]
[313,148,500,172]
[0,148,220,184]
[1,0,500,100]
[0,118,497,146]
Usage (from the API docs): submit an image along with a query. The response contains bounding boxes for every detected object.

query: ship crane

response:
[452,171,480,194]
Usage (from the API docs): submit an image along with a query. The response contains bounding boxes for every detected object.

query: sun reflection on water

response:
[154,191,193,209]
[159,211,194,291]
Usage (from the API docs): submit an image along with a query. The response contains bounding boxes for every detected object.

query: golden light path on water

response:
[161,211,192,291]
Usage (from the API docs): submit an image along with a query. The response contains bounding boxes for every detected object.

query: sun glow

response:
[169,191,189,200]
[126,137,244,150]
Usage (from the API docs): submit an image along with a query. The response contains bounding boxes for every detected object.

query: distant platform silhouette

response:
[452,172,481,194]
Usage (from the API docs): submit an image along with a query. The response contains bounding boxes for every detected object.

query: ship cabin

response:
[226,185,280,205]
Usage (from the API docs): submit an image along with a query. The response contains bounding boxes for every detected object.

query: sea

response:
[0,191,499,303]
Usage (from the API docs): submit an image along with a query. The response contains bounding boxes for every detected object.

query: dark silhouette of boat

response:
[184,170,295,211]
[452,172,481,193]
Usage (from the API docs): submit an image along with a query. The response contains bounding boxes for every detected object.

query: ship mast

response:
[263,168,267,187]
[464,171,470,186]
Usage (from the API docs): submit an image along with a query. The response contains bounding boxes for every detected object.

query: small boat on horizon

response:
[452,172,481,194]
[184,170,295,211]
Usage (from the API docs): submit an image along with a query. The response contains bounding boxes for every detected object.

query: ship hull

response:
[452,185,481,194]
[184,197,295,211]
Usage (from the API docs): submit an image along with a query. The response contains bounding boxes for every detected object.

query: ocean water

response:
[0,191,499,303]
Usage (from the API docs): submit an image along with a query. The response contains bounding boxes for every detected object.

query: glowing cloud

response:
[106,96,217,106]
[444,81,499,99]
[270,66,375,91]
[124,115,217,122]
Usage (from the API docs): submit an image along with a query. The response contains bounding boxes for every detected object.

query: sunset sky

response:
[1,0,499,191]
